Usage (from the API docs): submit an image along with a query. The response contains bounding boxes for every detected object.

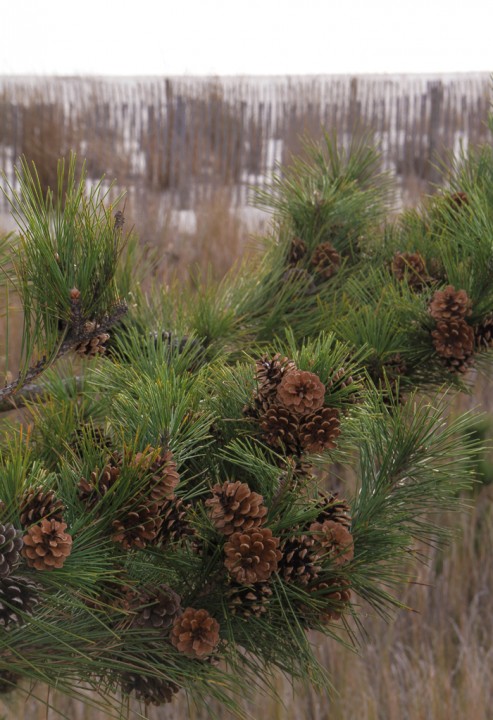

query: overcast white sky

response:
[0,0,492,76]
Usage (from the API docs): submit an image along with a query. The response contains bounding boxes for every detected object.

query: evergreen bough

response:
[0,133,491,718]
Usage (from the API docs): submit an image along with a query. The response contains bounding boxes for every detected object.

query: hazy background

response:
[1,0,492,76]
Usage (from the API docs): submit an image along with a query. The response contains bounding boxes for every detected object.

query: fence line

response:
[0,74,491,210]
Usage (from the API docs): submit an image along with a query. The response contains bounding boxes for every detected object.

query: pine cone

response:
[309,520,354,565]
[159,496,195,545]
[78,463,120,509]
[227,581,273,618]
[448,191,469,210]
[126,584,182,630]
[288,236,308,265]
[70,424,112,458]
[131,448,180,502]
[429,286,472,322]
[307,578,352,623]
[253,354,297,411]
[391,251,428,289]
[205,481,267,536]
[279,534,321,586]
[310,242,341,279]
[259,404,300,453]
[22,519,72,570]
[75,321,110,357]
[224,528,282,584]
[0,575,40,629]
[277,369,326,416]
[0,670,20,694]
[308,492,352,531]
[474,315,493,351]
[299,407,341,453]
[19,486,65,527]
[327,366,354,390]
[432,319,475,371]
[0,524,23,577]
[121,672,180,705]
[281,267,319,295]
[111,502,162,550]
[170,607,220,659]
[369,354,408,403]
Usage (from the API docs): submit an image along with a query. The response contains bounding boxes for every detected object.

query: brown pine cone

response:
[0,576,40,629]
[22,519,72,571]
[277,369,326,416]
[429,286,472,322]
[70,423,112,458]
[0,524,23,577]
[121,672,180,705]
[159,495,195,545]
[75,321,110,357]
[224,528,282,584]
[259,405,300,453]
[299,407,341,453]
[131,448,180,502]
[126,584,182,630]
[448,191,469,210]
[281,267,319,295]
[308,492,352,530]
[369,354,408,403]
[391,251,428,289]
[111,502,162,550]
[474,315,493,351]
[205,481,267,536]
[288,236,308,265]
[0,670,20,694]
[78,463,120,509]
[19,486,65,527]
[170,607,220,659]
[327,366,354,390]
[253,354,297,410]
[279,534,321,586]
[227,581,273,618]
[310,242,341,279]
[307,578,352,623]
[309,520,354,565]
[431,319,475,371]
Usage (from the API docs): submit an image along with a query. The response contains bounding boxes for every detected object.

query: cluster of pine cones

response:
[391,251,431,290]
[0,485,73,634]
[391,248,493,375]
[429,286,493,373]
[77,446,192,550]
[0,428,355,706]
[245,354,341,456]
[205,480,354,622]
[283,236,342,288]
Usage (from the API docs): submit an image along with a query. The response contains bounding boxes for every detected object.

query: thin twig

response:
[0,376,85,413]
[0,301,128,403]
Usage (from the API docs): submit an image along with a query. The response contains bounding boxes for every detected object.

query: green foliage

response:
[0,132,492,719]
[0,154,128,390]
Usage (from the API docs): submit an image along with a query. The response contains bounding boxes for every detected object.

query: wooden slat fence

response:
[0,73,490,211]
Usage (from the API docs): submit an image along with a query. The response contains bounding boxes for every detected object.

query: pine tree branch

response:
[0,376,85,413]
[0,301,127,402]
